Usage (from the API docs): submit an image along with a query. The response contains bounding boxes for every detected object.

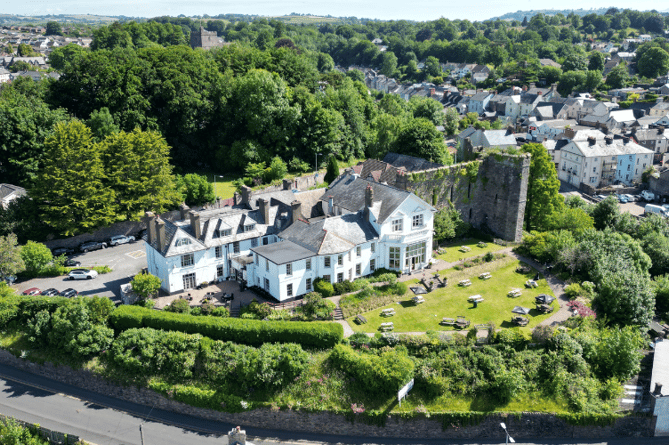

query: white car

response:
[68,269,98,280]
[109,235,136,246]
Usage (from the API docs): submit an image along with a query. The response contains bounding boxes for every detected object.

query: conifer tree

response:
[324,156,340,183]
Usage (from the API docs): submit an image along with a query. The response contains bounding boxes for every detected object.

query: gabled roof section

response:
[323,176,414,224]
[383,152,444,173]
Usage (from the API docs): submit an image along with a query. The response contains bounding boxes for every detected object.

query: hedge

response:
[109,305,343,348]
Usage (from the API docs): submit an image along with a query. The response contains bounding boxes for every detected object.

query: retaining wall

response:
[0,350,654,441]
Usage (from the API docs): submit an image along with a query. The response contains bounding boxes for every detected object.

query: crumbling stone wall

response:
[396,153,530,242]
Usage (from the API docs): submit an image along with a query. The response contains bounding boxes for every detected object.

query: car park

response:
[109,235,135,246]
[68,269,98,280]
[41,288,60,296]
[22,287,41,296]
[79,241,107,253]
[52,247,75,257]
[60,288,78,298]
[64,258,81,267]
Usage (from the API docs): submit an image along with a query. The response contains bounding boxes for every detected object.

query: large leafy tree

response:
[131,273,163,300]
[101,129,181,221]
[0,234,25,278]
[522,143,563,231]
[175,174,215,206]
[637,47,669,79]
[31,121,118,236]
[20,241,53,275]
[394,118,451,164]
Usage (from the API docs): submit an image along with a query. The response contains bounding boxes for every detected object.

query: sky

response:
[3,0,666,22]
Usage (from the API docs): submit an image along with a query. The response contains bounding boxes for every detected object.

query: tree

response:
[131,273,162,300]
[175,173,215,206]
[424,56,441,77]
[87,107,119,141]
[47,298,114,359]
[522,143,563,231]
[593,327,644,380]
[16,43,36,57]
[264,156,288,183]
[638,47,669,79]
[588,52,605,71]
[324,156,340,184]
[19,241,52,275]
[0,234,25,278]
[101,129,181,220]
[31,121,118,237]
[557,71,587,96]
[591,196,620,230]
[408,96,443,126]
[606,64,629,89]
[379,51,398,77]
[395,118,451,164]
[654,274,669,315]
[583,70,603,92]
[45,21,63,36]
[595,268,655,326]
[562,54,588,72]
[434,206,468,243]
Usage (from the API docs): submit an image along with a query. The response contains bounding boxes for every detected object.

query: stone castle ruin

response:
[190,27,226,50]
[356,152,530,242]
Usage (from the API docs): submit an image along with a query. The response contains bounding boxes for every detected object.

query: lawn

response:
[347,257,557,334]
[206,173,243,200]
[436,238,508,264]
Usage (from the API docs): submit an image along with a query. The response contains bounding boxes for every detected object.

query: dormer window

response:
[244,224,255,233]
[175,238,191,247]
[213,229,232,238]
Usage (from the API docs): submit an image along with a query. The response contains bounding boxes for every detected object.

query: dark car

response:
[52,247,74,257]
[79,241,107,253]
[64,258,81,267]
[41,288,60,296]
[60,288,78,298]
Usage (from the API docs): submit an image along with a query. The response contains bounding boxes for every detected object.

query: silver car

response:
[68,269,98,280]
[109,235,136,246]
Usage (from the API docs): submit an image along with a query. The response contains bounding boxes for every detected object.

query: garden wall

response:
[396,154,530,242]
[0,349,654,441]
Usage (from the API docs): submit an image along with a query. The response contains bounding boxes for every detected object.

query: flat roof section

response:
[251,240,314,265]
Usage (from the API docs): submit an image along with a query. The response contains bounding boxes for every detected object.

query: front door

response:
[183,273,196,290]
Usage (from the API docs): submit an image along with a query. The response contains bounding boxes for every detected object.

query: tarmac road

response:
[0,364,667,445]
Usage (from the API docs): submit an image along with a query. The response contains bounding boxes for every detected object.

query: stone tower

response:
[190,27,224,50]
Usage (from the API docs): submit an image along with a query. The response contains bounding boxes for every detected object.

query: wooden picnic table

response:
[479,272,492,280]
[459,279,472,287]
[441,317,456,326]
[512,315,529,327]
[380,322,394,331]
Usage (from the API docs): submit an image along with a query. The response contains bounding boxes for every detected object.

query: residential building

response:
[528,119,578,141]
[457,126,517,148]
[468,91,493,115]
[0,184,26,209]
[632,127,669,161]
[650,102,669,117]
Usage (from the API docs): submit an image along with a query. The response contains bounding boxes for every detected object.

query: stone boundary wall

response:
[0,349,654,440]
[396,154,530,242]
[0,413,80,444]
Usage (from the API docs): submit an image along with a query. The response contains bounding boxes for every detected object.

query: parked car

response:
[79,241,107,253]
[52,247,74,257]
[21,287,41,296]
[64,258,81,267]
[623,194,637,202]
[68,269,98,280]
[617,194,629,203]
[109,235,136,246]
[41,288,60,296]
[60,288,78,298]
[645,204,669,218]
[1,275,16,285]
[641,190,655,201]
[596,194,607,201]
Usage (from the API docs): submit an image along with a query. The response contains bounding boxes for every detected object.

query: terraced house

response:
[143,171,435,300]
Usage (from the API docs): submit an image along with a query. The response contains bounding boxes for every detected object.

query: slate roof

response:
[359,158,399,184]
[278,212,378,255]
[570,138,653,158]
[520,93,540,104]
[322,176,414,224]
[650,341,669,397]
[483,130,517,147]
[383,153,444,173]
[0,183,26,202]
[292,189,326,219]
[251,240,315,264]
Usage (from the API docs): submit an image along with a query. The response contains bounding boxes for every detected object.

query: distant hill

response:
[491,8,619,21]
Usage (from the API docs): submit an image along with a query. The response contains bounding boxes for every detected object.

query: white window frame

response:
[181,253,194,267]
[287,283,293,297]
[306,259,311,270]
[215,246,223,258]
[286,263,292,276]
[412,214,424,228]
[392,218,403,232]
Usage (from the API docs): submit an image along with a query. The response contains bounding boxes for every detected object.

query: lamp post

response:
[213,175,224,198]
[500,422,515,444]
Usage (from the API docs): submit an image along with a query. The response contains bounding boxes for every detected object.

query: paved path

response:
[337,246,573,337]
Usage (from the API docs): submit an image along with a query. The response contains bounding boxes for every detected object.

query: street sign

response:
[397,378,414,407]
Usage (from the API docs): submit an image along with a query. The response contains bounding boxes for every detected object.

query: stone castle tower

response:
[190,27,224,50]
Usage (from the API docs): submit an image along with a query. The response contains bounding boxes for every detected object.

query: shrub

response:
[483,252,494,262]
[565,283,585,300]
[164,299,191,314]
[314,278,334,298]
[210,306,229,317]
[302,292,335,319]
[532,325,555,344]
[333,280,358,295]
[110,305,343,348]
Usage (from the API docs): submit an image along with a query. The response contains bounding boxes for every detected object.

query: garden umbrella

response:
[535,294,555,304]
[512,306,531,315]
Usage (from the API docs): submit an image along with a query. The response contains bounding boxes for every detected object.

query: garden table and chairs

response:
[379,322,394,331]
[479,272,492,280]
[535,294,555,305]
[459,246,471,253]
[525,279,538,288]
[536,303,554,314]
[459,279,472,287]
[380,308,396,317]
[455,315,470,329]
[440,317,456,326]
[508,288,522,298]
[512,315,529,326]
[412,295,425,305]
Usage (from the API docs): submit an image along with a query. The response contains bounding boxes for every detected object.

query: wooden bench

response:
[525,280,538,288]
[441,317,456,326]
[508,289,522,298]
[356,315,368,324]
[459,246,471,253]
[412,296,425,304]
[479,272,492,280]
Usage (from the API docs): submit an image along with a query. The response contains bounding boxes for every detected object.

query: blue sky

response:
[5,0,665,22]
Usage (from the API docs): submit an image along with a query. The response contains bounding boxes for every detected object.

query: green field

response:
[347,258,556,333]
[436,238,509,263]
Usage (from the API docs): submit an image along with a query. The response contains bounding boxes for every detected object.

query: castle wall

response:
[396,153,529,242]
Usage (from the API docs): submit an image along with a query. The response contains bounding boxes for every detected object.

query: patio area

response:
[154,280,272,311]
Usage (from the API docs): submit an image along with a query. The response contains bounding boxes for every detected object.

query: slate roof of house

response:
[471,91,491,101]
[292,189,326,219]
[277,212,378,255]
[539,58,561,68]
[359,158,399,185]
[652,102,669,111]
[382,152,444,173]
[483,129,517,147]
[0,183,26,202]
[539,119,578,129]
[570,138,653,158]
[519,93,540,104]
[322,176,415,224]
[634,128,669,142]
[636,116,663,128]
[251,239,315,264]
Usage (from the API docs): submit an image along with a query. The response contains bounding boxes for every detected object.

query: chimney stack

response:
[429,87,436,96]
[188,210,201,239]
[364,185,374,222]
[179,203,190,220]
[144,211,156,244]
[529,82,536,90]
[241,186,252,206]
[155,218,166,252]
[258,198,270,225]
[588,136,596,146]
[653,383,663,396]
[290,200,302,224]
[605,136,613,145]
[282,178,292,191]
[623,136,630,144]
[564,127,575,140]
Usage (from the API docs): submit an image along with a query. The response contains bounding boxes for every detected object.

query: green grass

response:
[436,238,508,264]
[206,173,243,200]
[347,258,557,333]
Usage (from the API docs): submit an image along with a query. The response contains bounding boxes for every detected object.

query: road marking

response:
[127,250,146,259]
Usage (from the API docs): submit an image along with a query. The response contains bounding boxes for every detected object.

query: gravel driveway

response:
[11,242,148,303]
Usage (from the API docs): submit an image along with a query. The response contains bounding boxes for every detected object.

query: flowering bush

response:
[351,403,365,413]
[567,301,596,318]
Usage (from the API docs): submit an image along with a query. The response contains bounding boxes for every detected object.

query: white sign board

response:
[397,378,414,407]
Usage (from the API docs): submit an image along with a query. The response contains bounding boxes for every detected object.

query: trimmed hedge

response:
[109,305,343,348]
